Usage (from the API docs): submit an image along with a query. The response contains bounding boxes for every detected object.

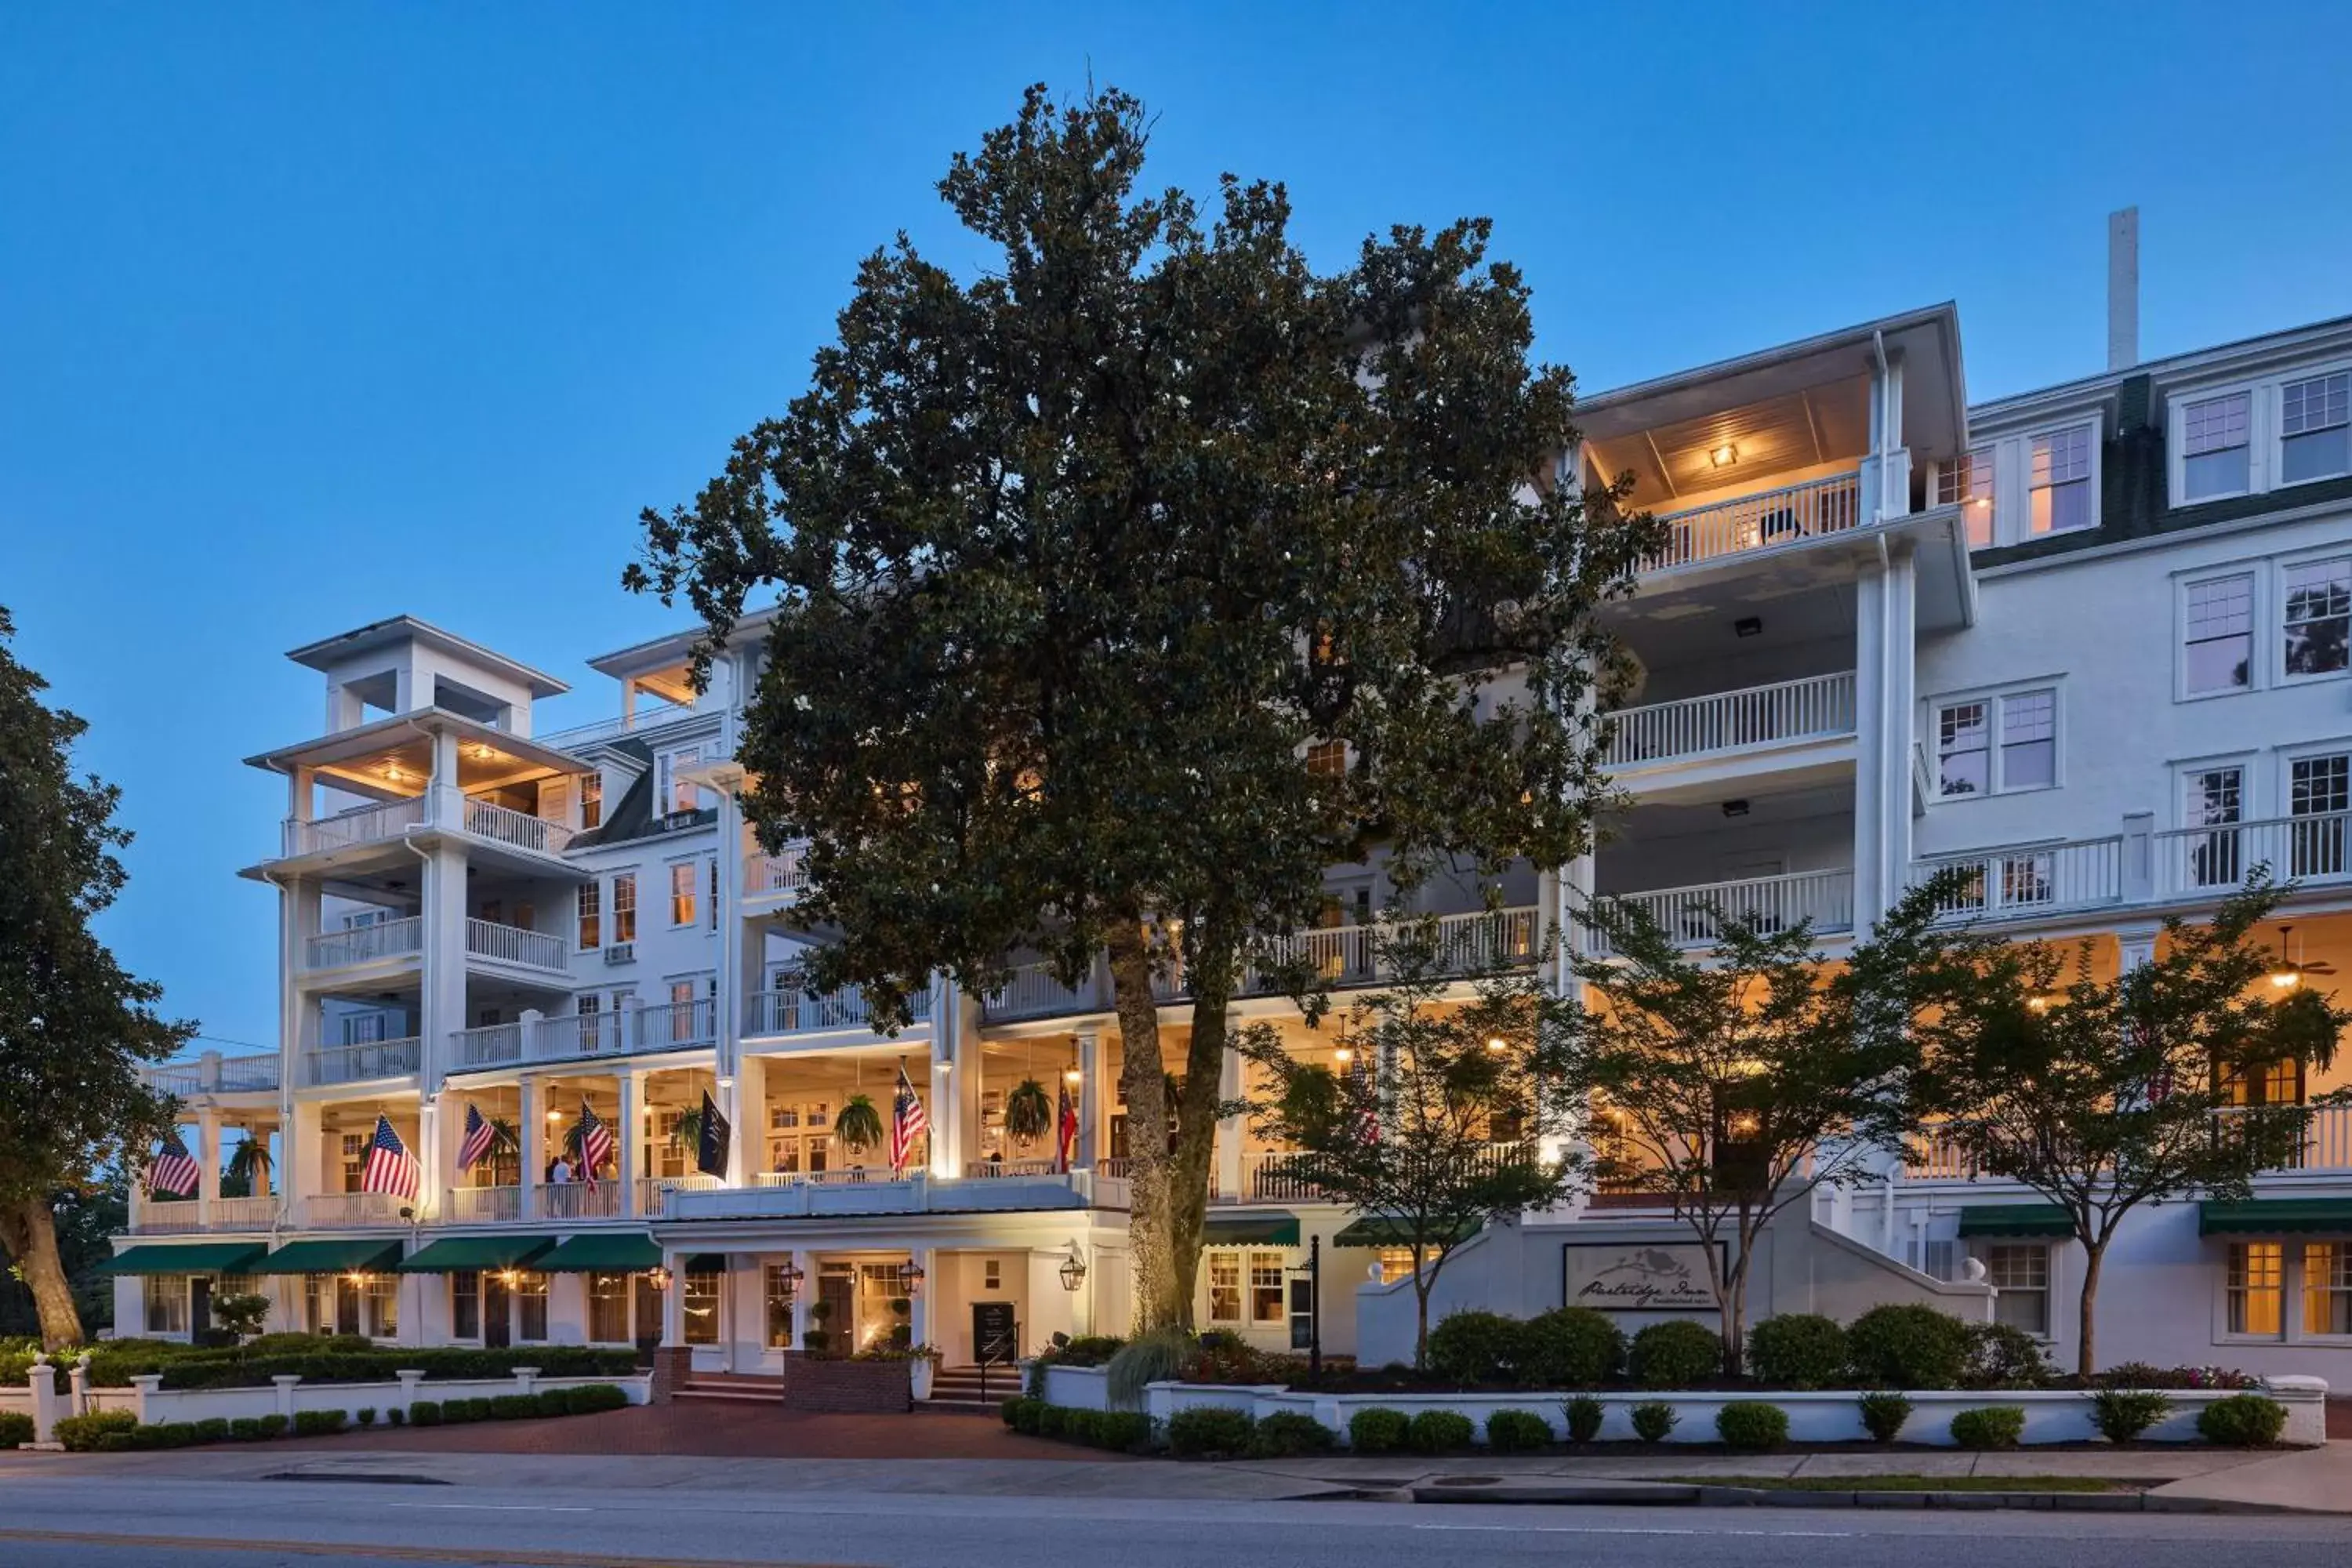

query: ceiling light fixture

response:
[1722,799,1751,818]
[1708,443,1740,468]
[1733,617,1763,638]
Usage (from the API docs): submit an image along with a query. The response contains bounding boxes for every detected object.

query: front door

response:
[190,1277,212,1338]
[484,1272,512,1348]
[817,1268,854,1351]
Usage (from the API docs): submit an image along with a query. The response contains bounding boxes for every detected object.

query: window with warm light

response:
[670,861,697,927]
[1305,740,1347,779]
[143,1275,188,1336]
[451,1270,481,1341]
[587,1271,632,1344]
[1250,1252,1287,1325]
[1376,1247,1419,1286]
[576,883,601,951]
[612,873,637,945]
[1935,446,1995,546]
[684,1265,721,1344]
[2029,423,2095,534]
[579,773,604,831]
[1207,1252,1242,1323]
[2227,1242,2284,1336]
[2303,1243,2352,1335]
[764,1264,799,1348]
[514,1271,550,1343]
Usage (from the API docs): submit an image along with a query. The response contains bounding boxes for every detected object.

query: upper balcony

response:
[449,996,720,1072]
[1602,670,1857,803]
[142,1050,281,1101]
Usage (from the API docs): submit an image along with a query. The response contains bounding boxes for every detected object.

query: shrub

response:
[1846,1305,1970,1390]
[1746,1315,1849,1389]
[1715,1402,1790,1451]
[1857,1392,1911,1443]
[566,1383,630,1414]
[800,1330,831,1355]
[410,1401,443,1427]
[94,1432,135,1451]
[195,1417,231,1443]
[1630,1401,1679,1443]
[1518,1308,1625,1388]
[255,1414,289,1439]
[1562,1395,1606,1444]
[1096,1412,1152,1452]
[292,1409,347,1437]
[1949,1406,2027,1450]
[1009,1398,1044,1436]
[356,1406,377,1427]
[535,1389,572,1417]
[1425,1311,1524,1385]
[0,1410,34,1447]
[1347,1406,1410,1454]
[1483,1409,1552,1453]
[1036,1404,1068,1437]
[1000,1396,1028,1428]
[2197,1394,2288,1447]
[1247,1411,1335,1457]
[387,1406,406,1427]
[228,1417,264,1441]
[1166,1406,1254,1458]
[1060,1408,1098,1445]
[1962,1322,2051,1390]
[54,1410,138,1452]
[1628,1320,1722,1389]
[488,1394,539,1421]
[1408,1409,1477,1454]
[2090,1388,2173,1444]
[1105,1327,1191,1409]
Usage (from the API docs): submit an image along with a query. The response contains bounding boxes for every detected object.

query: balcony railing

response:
[633,997,717,1052]
[1603,672,1857,770]
[127,1194,205,1234]
[145,1062,205,1098]
[452,1022,524,1069]
[744,983,930,1038]
[1581,869,1853,956]
[301,1036,422,1087]
[525,1011,630,1062]
[637,1174,722,1216]
[744,847,811,898]
[1237,1151,1327,1203]
[300,1192,411,1227]
[1911,837,2125,920]
[144,1051,281,1098]
[464,918,569,974]
[2214,1105,2352,1171]
[302,916,423,971]
[537,1181,623,1221]
[461,797,575,856]
[216,1054,281,1093]
[445,1185,521,1223]
[2156,810,2352,897]
[281,797,427,858]
[1642,470,1864,573]
[965,1158,1062,1178]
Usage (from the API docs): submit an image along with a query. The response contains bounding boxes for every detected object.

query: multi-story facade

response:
[112,296,2352,1387]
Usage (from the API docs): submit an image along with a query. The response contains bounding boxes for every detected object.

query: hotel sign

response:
[1562,1243,1722,1313]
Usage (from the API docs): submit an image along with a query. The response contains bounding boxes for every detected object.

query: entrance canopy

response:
[252,1239,405,1276]
[106,1243,265,1276]
[1955,1204,2074,1239]
[397,1236,554,1273]
[1203,1213,1300,1247]
[539,1233,663,1272]
[2200,1199,2352,1236]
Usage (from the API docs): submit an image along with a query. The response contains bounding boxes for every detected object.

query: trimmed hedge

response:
[1347,1406,1410,1454]
[1715,1401,1789,1451]
[1483,1408,1552,1453]
[1628,1321,1722,1389]
[1166,1406,1254,1457]
[1949,1405,2027,1450]
[2090,1388,2172,1443]
[1745,1315,1848,1389]
[1562,1395,1606,1443]
[1857,1391,1912,1442]
[1846,1305,1970,1391]
[53,1410,138,1450]
[1408,1409,1476,1454]
[1426,1311,1523,1385]
[1519,1308,1625,1388]
[1630,1400,1678,1443]
[292,1409,347,1437]
[2197,1394,2288,1447]
[152,1346,639,1392]
[0,1410,34,1447]
[1247,1411,1335,1457]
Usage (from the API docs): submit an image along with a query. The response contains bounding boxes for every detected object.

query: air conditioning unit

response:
[604,942,635,966]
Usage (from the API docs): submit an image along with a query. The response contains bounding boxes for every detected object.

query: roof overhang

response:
[285,615,568,698]
[245,708,590,794]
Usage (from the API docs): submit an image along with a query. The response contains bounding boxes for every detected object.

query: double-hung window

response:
[2289,753,2350,880]
[2180,391,2252,499]
[1935,701,1988,797]
[2304,1243,2352,1336]
[1935,688,2057,799]
[2183,766,2246,890]
[1207,1253,1242,1324]
[670,862,698,927]
[2183,574,2255,695]
[1980,1244,2049,1336]
[579,774,603,831]
[2227,1242,2285,1337]
[587,1271,632,1344]
[656,745,705,814]
[2000,689,2056,789]
[2029,425,2094,534]
[1936,446,1995,546]
[2280,372,2350,485]
[576,883,601,951]
[1250,1252,1287,1325]
[612,873,637,945]
[2282,557,2350,678]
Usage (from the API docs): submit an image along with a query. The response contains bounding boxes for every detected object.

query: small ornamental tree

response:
[626,84,1656,1327]
[1910,876,2349,1375]
[1568,879,1970,1374]
[1238,912,1583,1367]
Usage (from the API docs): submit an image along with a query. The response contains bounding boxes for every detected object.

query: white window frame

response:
[1976,1243,2051,1339]
[655,744,707,815]
[576,882,601,953]
[667,858,699,928]
[610,872,637,946]
[579,772,604,832]
[2223,1240,2287,1341]
[2177,389,2253,503]
[1929,682,2063,800]
[2278,368,2352,488]
[2302,1242,2352,1339]
[1206,1250,1243,1325]
[1934,445,1996,546]
[2027,421,2099,536]
[2278,550,2351,687]
[2177,568,2259,701]
[2161,361,2352,506]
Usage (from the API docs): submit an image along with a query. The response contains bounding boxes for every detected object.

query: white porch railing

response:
[636,1174,721,1216]
[300,1192,410,1227]
[744,847,811,898]
[1903,1124,1978,1180]
[965,1159,1062,1178]
[128,1194,205,1234]
[464,918,569,973]
[452,1022,524,1069]
[985,964,1109,1022]
[211,1195,279,1229]
[461,797,574,856]
[301,1036,422,1087]
[1581,869,1854,956]
[1911,837,2125,920]
[445,1185,521,1223]
[216,1054,281,1093]
[1237,1151,1328,1202]
[2156,809,2352,897]
[281,797,426,858]
[302,916,423,971]
[526,1011,630,1061]
[1604,671,1857,768]
[2214,1105,2352,1171]
[744,984,930,1037]
[144,1062,205,1098]
[1642,470,1864,573]
[633,998,717,1051]
[537,1182,623,1221]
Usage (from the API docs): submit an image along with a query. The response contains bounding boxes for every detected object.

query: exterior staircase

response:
[673,1370,782,1405]
[918,1364,1018,1413]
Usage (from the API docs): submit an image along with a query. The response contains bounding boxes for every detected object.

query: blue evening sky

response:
[5,2,2349,1054]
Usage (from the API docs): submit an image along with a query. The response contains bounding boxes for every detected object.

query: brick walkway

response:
[240,1403,1105,1461]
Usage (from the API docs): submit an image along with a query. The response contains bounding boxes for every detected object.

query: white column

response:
[618,1070,642,1215]
[1214,1014,1244,1200]
[416,1095,443,1220]
[1073,1031,1102,1170]
[787,1249,811,1352]
[909,1246,935,1349]
[1852,562,1890,930]
[724,1057,760,1188]
[195,1109,221,1226]
[419,843,468,1098]
[517,1077,542,1220]
[660,1247,685,1347]
[954,987,985,1177]
[1872,544,1918,926]
[289,1100,325,1227]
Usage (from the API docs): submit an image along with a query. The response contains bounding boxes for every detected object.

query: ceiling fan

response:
[2268,924,2339,989]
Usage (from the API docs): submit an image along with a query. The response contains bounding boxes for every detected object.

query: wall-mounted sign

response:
[1562,1242,1722,1312]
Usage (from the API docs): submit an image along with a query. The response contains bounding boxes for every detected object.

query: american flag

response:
[456,1103,497,1171]
[575,1099,615,1188]
[889,1064,928,1175]
[146,1126,200,1199]
[1055,1078,1079,1173]
[360,1114,420,1201]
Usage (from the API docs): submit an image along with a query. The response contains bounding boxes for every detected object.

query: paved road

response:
[5,1475,2352,1568]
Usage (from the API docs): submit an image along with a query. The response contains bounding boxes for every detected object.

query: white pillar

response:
[909,1246,935,1349]
[660,1247,685,1348]
[195,1109,221,1225]
[416,1094,443,1219]
[787,1249,811,1352]
[517,1077,542,1220]
[618,1070,642,1215]
[1852,563,1890,930]
[1074,1031,1102,1170]
[724,1058,757,1189]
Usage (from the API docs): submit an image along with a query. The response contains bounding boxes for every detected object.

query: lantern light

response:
[899,1261,926,1297]
[1058,1246,1087,1293]
[646,1265,673,1292]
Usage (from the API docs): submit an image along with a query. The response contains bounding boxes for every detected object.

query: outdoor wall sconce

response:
[646,1265,673,1291]
[775,1259,804,1294]
[1058,1246,1087,1293]
[898,1261,926,1297]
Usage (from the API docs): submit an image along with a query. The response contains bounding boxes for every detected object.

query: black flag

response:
[696,1087,731,1178]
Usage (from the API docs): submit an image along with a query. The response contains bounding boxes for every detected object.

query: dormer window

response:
[2029,424,2095,535]
[2181,392,2252,500]
[1934,447,1994,546]
[2281,372,2350,485]
[579,773,604,832]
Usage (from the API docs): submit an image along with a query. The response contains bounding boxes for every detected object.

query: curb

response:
[1402,1482,2306,1514]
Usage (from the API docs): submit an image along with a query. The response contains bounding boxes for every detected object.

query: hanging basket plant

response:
[836,1093,886,1154]
[667,1103,706,1153]
[1004,1078,1054,1149]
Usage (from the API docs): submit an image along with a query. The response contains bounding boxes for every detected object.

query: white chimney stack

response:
[2107,207,2140,372]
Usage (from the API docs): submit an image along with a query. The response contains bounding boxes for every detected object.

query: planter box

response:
[782,1355,910,1414]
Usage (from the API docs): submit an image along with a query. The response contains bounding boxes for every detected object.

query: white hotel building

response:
[112,289,2352,1390]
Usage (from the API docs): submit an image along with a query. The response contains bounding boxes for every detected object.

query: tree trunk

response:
[1106,916,1177,1330]
[1414,1275,1434,1370]
[0,1196,85,1349]
[1719,1224,1750,1379]
[1170,925,1239,1332]
[2076,1234,2108,1378]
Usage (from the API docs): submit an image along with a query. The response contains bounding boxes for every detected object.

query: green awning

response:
[1333,1216,1483,1249]
[397,1236,554,1273]
[1956,1204,2076,1239]
[106,1243,266,1276]
[683,1253,725,1273]
[2201,1199,2352,1236]
[1203,1213,1300,1247]
[252,1239,406,1276]
[539,1233,662,1272]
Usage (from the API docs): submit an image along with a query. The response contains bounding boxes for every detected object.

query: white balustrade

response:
[1604,672,1857,768]
[744,983,930,1036]
[1911,837,2125,920]
[1582,870,1854,956]
[129,1194,204,1234]
[300,1036,422,1087]
[536,1182,622,1221]
[1642,470,1864,572]
[302,916,423,971]
[982,964,1105,1023]
[526,1011,630,1061]
[281,797,426,858]
[965,1159,1061,1178]
[635,1174,721,1216]
[744,847,811,897]
[215,1054,281,1093]
[2156,810,2352,896]
[461,796,575,855]
[633,997,717,1051]
[144,1063,205,1098]
[210,1196,279,1229]
[445,1185,521,1223]
[452,1022,524,1068]
[464,918,569,973]
[2213,1105,2352,1172]
[1903,1124,1978,1180]
[300,1192,411,1227]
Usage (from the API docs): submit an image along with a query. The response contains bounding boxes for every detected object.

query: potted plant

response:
[1004,1078,1053,1151]
[804,1299,833,1356]
[907,1343,943,1402]
[836,1094,885,1156]
[220,1139,273,1200]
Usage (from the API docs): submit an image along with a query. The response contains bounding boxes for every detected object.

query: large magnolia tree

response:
[627,85,1654,1327]
[0,608,192,1346]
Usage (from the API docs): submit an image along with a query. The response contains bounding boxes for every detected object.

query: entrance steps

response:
[918,1365,1019,1412]
[673,1370,782,1405]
